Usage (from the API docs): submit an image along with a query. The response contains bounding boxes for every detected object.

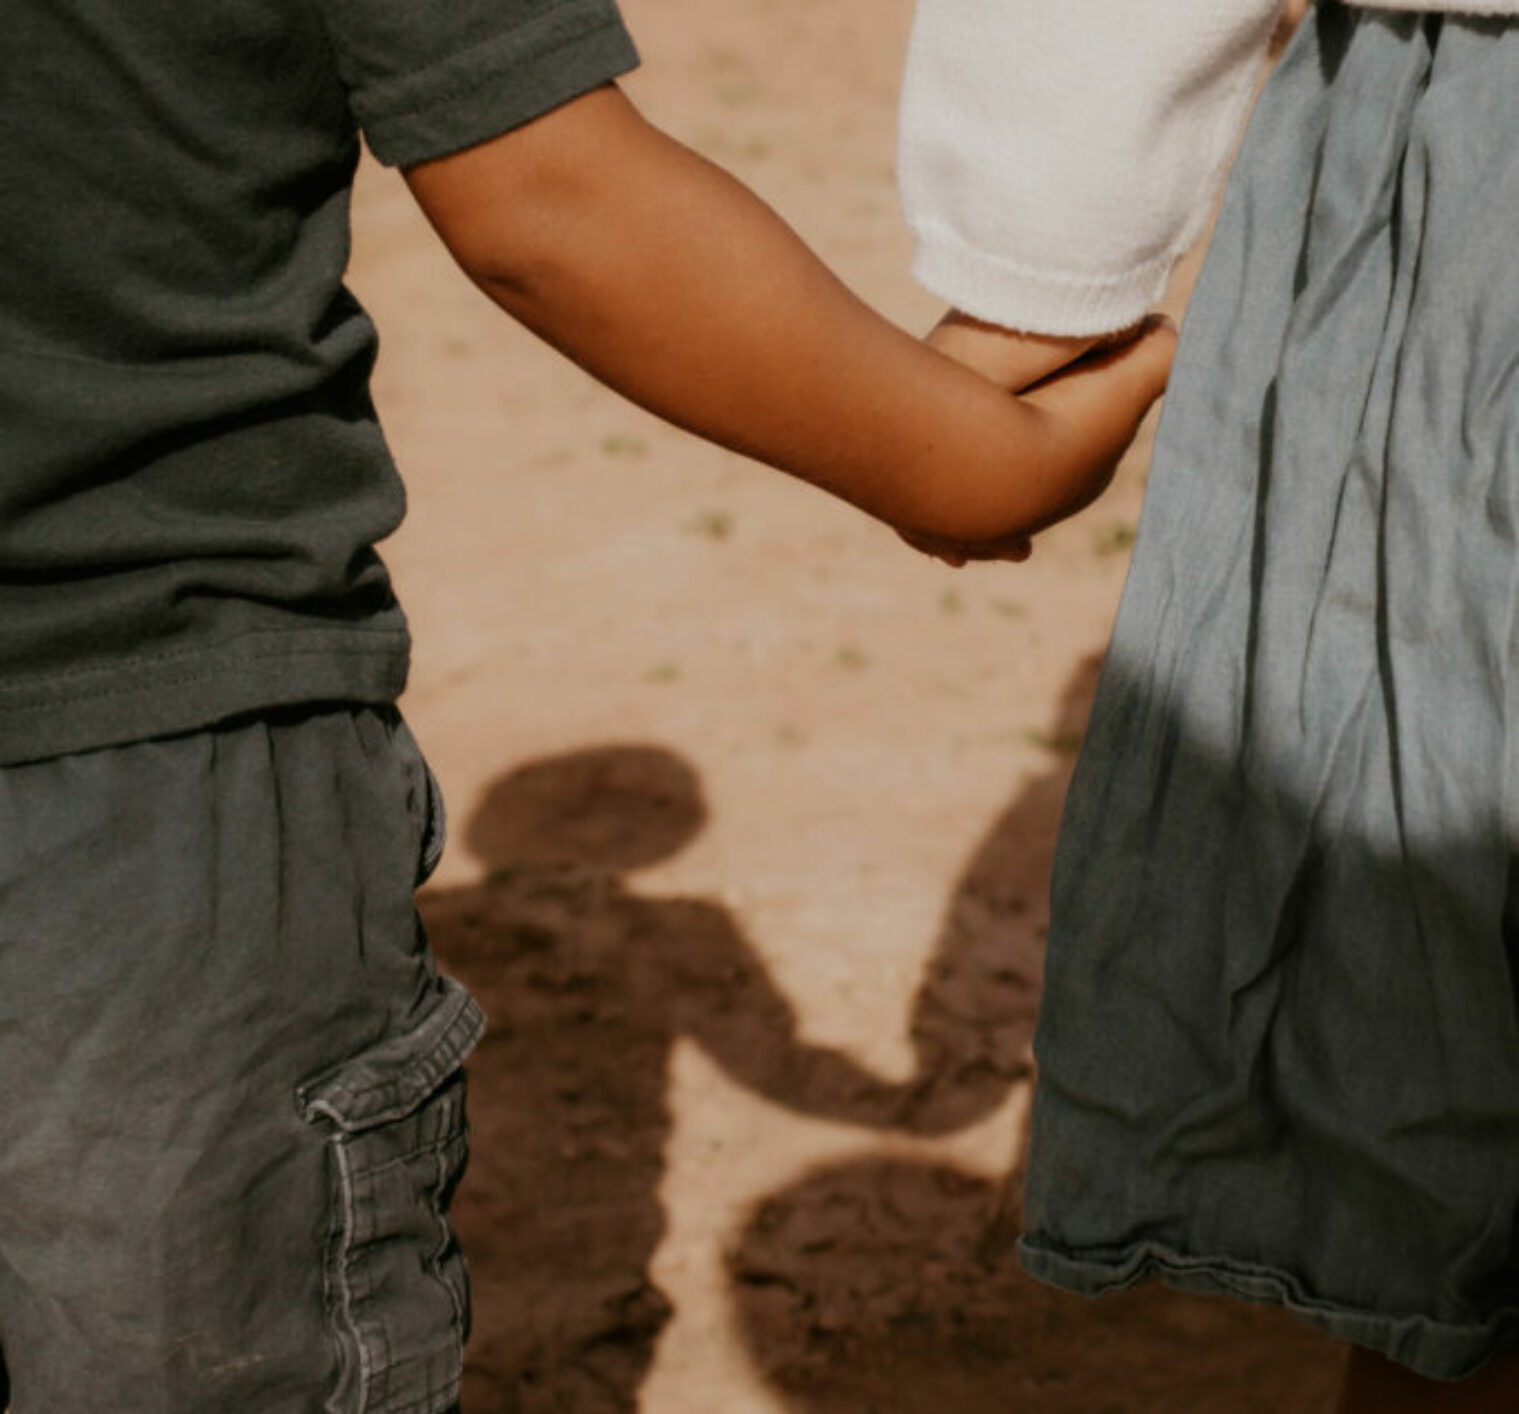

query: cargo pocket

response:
[299,978,486,1414]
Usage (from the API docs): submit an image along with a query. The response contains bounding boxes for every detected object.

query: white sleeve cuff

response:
[909,220,1184,336]
[897,0,1279,336]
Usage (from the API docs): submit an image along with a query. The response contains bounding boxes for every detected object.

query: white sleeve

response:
[898,0,1281,335]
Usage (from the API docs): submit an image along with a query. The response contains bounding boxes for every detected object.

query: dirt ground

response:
[347,2,1343,1410]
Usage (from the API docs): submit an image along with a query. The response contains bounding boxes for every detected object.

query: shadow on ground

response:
[424,742,941,1412]
[729,1156,1342,1414]
[423,655,1344,1412]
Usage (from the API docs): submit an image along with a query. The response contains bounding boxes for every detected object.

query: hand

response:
[898,313,1176,564]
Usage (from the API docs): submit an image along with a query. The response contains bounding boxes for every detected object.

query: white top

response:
[898,1,1516,335]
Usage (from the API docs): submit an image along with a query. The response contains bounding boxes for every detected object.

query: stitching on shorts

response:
[328,1137,375,1414]
[325,1125,468,1413]
[352,1125,466,1180]
[431,1142,468,1339]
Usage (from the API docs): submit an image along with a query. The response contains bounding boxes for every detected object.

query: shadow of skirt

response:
[1019,2,1519,1382]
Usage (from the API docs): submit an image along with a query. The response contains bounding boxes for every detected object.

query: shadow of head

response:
[463,744,707,876]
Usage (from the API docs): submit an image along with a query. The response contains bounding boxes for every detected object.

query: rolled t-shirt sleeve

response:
[314,0,640,167]
[898,0,1280,335]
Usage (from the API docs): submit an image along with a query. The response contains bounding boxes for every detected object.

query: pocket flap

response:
[299,977,485,1133]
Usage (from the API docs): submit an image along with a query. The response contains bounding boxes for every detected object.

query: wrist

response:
[926,311,1096,392]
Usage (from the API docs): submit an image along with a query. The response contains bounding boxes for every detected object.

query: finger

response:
[897,527,964,564]
[897,526,1032,566]
[961,530,1033,562]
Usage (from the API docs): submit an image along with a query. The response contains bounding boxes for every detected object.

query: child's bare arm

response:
[404,84,1174,551]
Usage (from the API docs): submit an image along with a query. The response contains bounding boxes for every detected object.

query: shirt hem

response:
[1018,1235,1519,1383]
[0,627,410,767]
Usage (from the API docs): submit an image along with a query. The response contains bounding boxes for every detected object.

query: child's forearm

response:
[406,84,1171,545]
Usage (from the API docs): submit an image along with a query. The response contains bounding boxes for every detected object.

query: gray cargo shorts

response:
[0,705,483,1413]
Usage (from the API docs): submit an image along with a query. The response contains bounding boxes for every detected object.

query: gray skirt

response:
[1019,4,1519,1381]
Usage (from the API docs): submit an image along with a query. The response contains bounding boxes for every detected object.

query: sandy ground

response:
[347,2,1343,1410]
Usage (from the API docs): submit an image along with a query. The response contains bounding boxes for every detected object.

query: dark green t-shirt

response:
[1,0,637,765]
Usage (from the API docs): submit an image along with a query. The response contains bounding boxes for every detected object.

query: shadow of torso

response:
[420,744,937,1412]
[424,865,674,1414]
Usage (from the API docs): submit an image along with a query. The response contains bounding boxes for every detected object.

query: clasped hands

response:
[902,311,1177,566]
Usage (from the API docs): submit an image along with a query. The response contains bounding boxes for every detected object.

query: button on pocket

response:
[299,979,485,1414]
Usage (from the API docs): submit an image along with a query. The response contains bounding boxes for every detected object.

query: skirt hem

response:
[1017,1235,1518,1382]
